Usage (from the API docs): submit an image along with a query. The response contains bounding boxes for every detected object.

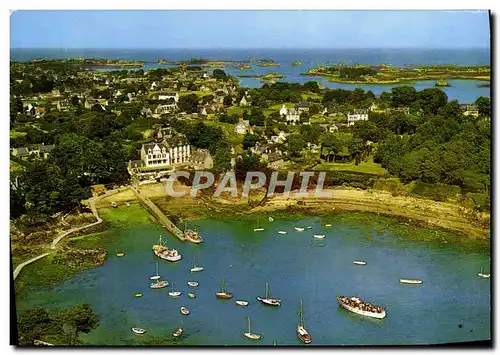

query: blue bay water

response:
[10,48,490,102]
[16,210,491,346]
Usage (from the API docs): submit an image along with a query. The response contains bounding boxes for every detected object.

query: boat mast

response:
[247,316,251,333]
[156,262,159,277]
[299,299,304,327]
[265,283,269,299]
[221,277,225,293]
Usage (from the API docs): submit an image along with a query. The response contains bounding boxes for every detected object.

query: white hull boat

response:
[180,307,190,315]
[187,281,199,287]
[190,267,204,272]
[268,217,274,222]
[150,280,169,289]
[353,260,367,265]
[278,231,287,235]
[313,234,325,239]
[173,328,183,337]
[295,227,305,232]
[325,224,332,227]
[478,267,490,279]
[169,291,182,297]
[337,296,386,319]
[254,228,265,232]
[257,283,281,306]
[400,279,423,285]
[132,328,146,334]
[153,236,182,262]
[236,300,249,306]
[306,226,312,229]
[243,316,261,340]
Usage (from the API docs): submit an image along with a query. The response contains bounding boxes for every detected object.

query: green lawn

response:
[226,106,251,116]
[268,102,295,110]
[313,158,389,176]
[204,120,244,152]
[179,90,214,97]
[301,93,323,101]
[10,129,27,138]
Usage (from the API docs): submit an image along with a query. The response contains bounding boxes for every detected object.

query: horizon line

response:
[11,46,490,50]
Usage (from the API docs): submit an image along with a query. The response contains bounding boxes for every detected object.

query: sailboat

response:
[215,277,233,299]
[294,227,305,232]
[168,281,182,297]
[313,234,325,239]
[297,299,312,344]
[116,248,124,257]
[150,262,168,289]
[478,267,491,279]
[257,283,281,306]
[254,216,264,232]
[243,316,262,340]
[190,251,204,272]
[173,320,183,338]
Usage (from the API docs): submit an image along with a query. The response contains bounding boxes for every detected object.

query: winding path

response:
[13,197,102,281]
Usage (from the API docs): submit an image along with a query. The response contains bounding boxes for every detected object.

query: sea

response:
[15,207,491,346]
[10,48,490,102]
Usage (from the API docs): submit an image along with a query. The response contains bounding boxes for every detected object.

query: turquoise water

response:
[16,213,491,346]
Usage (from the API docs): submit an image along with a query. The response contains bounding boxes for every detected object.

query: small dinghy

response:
[254,228,264,232]
[325,224,332,227]
[180,306,190,315]
[125,202,130,207]
[313,234,325,239]
[306,226,312,229]
[269,217,274,222]
[353,260,367,266]
[134,293,143,298]
[400,279,423,285]
[295,227,305,232]
[278,231,287,235]
[132,328,145,334]
[236,300,249,306]
[188,292,196,299]
[116,252,124,257]
[187,281,199,287]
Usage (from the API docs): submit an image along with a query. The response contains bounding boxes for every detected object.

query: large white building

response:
[140,140,191,167]
[348,109,369,126]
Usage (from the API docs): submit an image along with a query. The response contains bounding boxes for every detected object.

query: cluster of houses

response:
[11,143,55,159]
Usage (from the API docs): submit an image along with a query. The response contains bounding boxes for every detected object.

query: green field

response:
[313,158,389,176]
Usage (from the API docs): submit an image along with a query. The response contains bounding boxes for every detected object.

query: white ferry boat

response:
[152,236,182,262]
[337,296,386,319]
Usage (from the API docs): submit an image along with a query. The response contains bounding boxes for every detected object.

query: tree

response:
[309,103,321,115]
[17,308,51,345]
[351,120,380,143]
[223,95,233,107]
[242,133,260,150]
[416,88,448,115]
[320,133,343,162]
[391,86,417,107]
[249,109,265,126]
[475,96,490,117]
[212,69,227,80]
[438,100,461,119]
[70,95,80,106]
[59,304,99,345]
[286,134,307,157]
[178,93,199,113]
[348,137,366,165]
[234,152,266,181]
[213,140,232,172]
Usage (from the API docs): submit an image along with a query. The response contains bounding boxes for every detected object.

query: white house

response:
[140,140,191,168]
[348,109,369,126]
[158,92,179,102]
[285,108,300,125]
[235,119,251,134]
[279,105,288,116]
[150,81,158,90]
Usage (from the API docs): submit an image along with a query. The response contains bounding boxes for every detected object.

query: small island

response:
[292,60,302,66]
[256,61,281,67]
[157,59,168,65]
[236,63,252,70]
[302,64,490,84]
[435,79,451,87]
[236,73,284,80]
[34,58,145,68]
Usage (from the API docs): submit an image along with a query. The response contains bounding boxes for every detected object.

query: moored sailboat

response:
[190,250,204,272]
[353,260,367,265]
[254,216,264,232]
[313,234,325,239]
[243,316,262,340]
[150,262,169,289]
[168,281,182,297]
[216,277,233,299]
[294,227,305,232]
[478,267,491,279]
[257,283,281,306]
[400,279,423,285]
[297,299,312,344]
[278,231,287,235]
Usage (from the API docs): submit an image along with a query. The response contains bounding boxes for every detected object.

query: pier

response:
[131,186,185,241]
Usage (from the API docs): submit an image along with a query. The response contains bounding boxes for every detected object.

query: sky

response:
[10,10,490,49]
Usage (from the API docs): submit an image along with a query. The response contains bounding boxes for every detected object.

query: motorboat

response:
[294,227,305,232]
[187,281,199,287]
[325,224,332,227]
[152,236,182,262]
[150,280,168,289]
[353,260,367,266]
[313,234,325,239]
[399,279,423,285]
[134,293,143,298]
[337,296,386,319]
[188,292,196,299]
[180,306,190,315]
[278,231,287,235]
[257,283,281,306]
[243,316,261,340]
[269,217,274,222]
[173,328,183,337]
[132,328,145,334]
[236,300,249,306]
